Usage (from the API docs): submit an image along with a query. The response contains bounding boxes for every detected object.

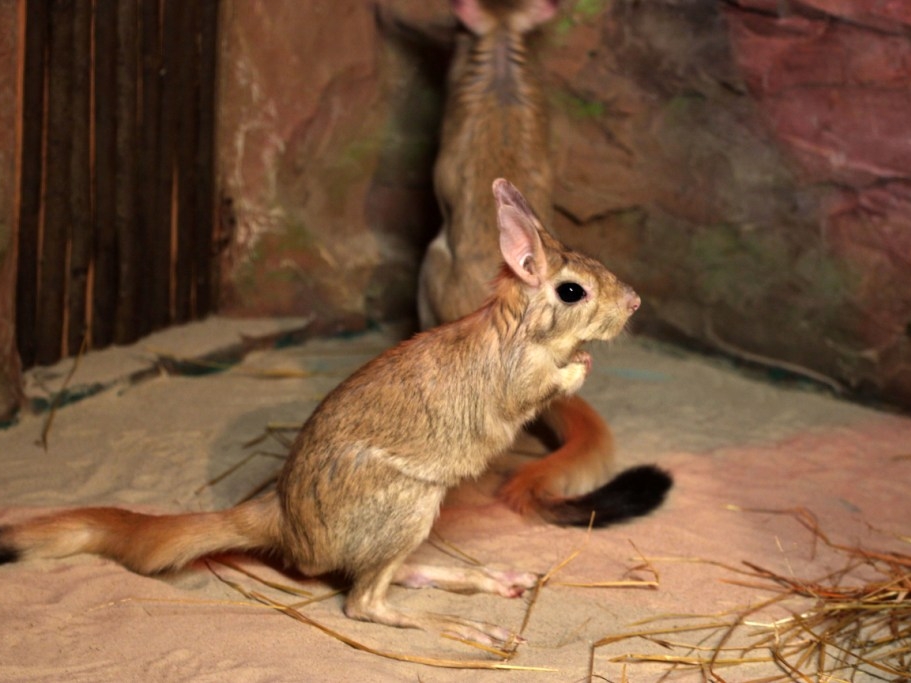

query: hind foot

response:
[394,563,538,598]
[345,592,525,649]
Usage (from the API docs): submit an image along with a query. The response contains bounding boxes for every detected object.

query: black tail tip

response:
[0,526,21,565]
[543,464,673,528]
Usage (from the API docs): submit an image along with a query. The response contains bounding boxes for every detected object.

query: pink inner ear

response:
[452,0,488,33]
[498,206,544,288]
[528,0,559,26]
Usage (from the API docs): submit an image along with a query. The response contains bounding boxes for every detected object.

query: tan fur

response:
[417,0,619,519]
[0,179,639,646]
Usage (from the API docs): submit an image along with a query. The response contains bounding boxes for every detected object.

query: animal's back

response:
[420,0,555,326]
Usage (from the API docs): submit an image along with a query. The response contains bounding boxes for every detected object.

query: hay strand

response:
[193,450,287,496]
[428,531,483,567]
[39,334,89,450]
[206,561,556,671]
[589,507,911,681]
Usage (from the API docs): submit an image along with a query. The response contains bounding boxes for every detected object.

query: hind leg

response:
[344,556,528,647]
[393,563,538,598]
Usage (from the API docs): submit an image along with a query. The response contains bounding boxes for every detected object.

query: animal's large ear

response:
[515,0,559,32]
[451,0,493,34]
[454,0,557,35]
[494,178,547,288]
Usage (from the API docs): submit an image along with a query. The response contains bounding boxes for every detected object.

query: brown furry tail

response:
[0,493,283,574]
[499,395,672,526]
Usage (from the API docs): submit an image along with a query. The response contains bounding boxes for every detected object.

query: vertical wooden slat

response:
[138,0,165,333]
[36,0,75,365]
[195,0,218,316]
[18,0,220,368]
[156,0,179,324]
[113,0,138,344]
[171,0,195,324]
[0,0,28,419]
[66,0,92,355]
[16,0,48,368]
[92,0,116,349]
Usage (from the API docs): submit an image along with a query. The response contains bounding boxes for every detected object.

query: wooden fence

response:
[17,0,219,368]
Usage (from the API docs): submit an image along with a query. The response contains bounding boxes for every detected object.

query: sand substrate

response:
[1,317,908,682]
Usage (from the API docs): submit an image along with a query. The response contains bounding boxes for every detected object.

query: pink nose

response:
[626,288,640,313]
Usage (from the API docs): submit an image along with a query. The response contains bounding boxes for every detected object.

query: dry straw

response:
[192,423,301,500]
[183,515,662,673]
[38,335,89,450]
[205,558,556,672]
[590,506,910,682]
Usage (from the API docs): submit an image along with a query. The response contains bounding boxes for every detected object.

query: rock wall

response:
[215,0,443,333]
[215,0,911,407]
[722,0,911,401]
[544,0,911,406]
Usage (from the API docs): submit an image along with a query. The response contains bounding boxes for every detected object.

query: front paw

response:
[558,352,590,394]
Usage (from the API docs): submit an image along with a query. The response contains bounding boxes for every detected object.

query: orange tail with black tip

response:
[500,395,672,526]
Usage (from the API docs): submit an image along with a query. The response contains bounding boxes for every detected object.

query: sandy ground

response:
[1,317,909,682]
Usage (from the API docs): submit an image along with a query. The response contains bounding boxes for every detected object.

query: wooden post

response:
[15,0,46,368]
[138,0,165,334]
[35,0,75,365]
[66,0,91,354]
[0,0,26,420]
[195,0,218,317]
[113,0,138,344]
[173,0,197,324]
[92,0,116,349]
[13,0,220,369]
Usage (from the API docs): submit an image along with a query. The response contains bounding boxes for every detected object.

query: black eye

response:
[556,281,586,303]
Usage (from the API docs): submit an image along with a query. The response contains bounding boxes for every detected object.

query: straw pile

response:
[592,507,911,682]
